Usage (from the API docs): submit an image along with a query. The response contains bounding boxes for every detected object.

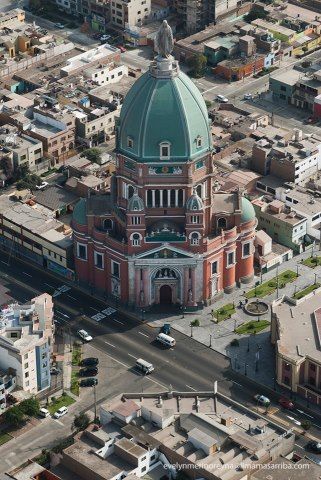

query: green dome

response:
[241,197,256,223]
[118,68,211,162]
[73,198,87,225]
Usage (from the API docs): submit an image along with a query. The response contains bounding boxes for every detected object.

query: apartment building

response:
[272,291,321,406]
[110,0,151,29]
[0,8,25,29]
[0,193,74,279]
[0,293,54,394]
[84,64,128,86]
[0,368,17,411]
[74,106,120,147]
[252,196,307,253]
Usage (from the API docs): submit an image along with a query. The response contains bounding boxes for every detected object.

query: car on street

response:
[100,34,111,43]
[80,357,99,367]
[77,329,93,342]
[39,408,50,418]
[306,441,321,453]
[53,406,68,418]
[216,94,229,103]
[50,367,60,375]
[79,378,98,387]
[279,397,294,410]
[117,45,126,53]
[36,181,49,190]
[160,323,171,335]
[79,367,98,377]
[54,23,65,29]
[254,394,270,407]
[243,93,253,100]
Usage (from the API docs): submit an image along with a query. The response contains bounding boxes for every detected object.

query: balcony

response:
[146,232,186,243]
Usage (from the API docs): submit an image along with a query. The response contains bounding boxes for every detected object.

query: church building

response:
[71,22,257,310]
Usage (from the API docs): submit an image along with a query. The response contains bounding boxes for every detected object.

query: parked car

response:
[254,394,270,407]
[36,181,49,190]
[278,397,294,410]
[243,93,253,100]
[79,378,98,387]
[79,367,98,377]
[54,23,65,29]
[39,408,50,418]
[77,329,93,342]
[100,34,111,43]
[160,323,171,335]
[80,357,99,367]
[53,406,68,418]
[216,94,229,103]
[306,441,321,453]
[117,45,126,53]
[50,367,60,375]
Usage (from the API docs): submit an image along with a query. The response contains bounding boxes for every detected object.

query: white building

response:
[110,0,151,29]
[85,64,128,86]
[0,293,54,394]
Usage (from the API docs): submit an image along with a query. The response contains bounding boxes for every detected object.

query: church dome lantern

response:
[186,191,204,211]
[127,190,145,212]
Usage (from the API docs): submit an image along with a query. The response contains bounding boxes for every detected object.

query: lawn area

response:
[47,394,75,415]
[70,370,79,396]
[72,343,82,366]
[293,283,321,300]
[245,270,297,298]
[235,320,270,335]
[302,256,321,268]
[213,303,235,322]
[0,431,13,446]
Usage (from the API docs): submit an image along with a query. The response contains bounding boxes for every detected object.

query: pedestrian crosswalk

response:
[91,307,117,322]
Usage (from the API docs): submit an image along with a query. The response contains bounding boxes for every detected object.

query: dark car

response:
[279,397,294,410]
[306,441,321,453]
[160,323,171,335]
[50,367,60,376]
[80,357,99,367]
[79,378,98,387]
[79,367,98,377]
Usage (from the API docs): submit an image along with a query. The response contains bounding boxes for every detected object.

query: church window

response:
[160,142,170,159]
[227,251,235,266]
[77,243,87,260]
[243,242,251,257]
[127,137,133,148]
[211,261,218,275]
[196,136,202,148]
[112,261,120,278]
[128,185,134,199]
[103,219,113,230]
[94,252,104,269]
[132,233,141,246]
[217,217,227,230]
[190,232,200,246]
[196,184,202,198]
[132,216,141,225]
[191,215,199,224]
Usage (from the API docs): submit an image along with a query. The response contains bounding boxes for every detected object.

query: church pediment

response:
[135,244,194,260]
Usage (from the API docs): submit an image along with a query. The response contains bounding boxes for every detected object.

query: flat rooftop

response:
[252,198,305,225]
[272,292,321,362]
[270,68,302,86]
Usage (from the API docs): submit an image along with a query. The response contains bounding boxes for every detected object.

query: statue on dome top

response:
[154,20,174,58]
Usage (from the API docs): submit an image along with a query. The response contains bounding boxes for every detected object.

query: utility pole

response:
[93,383,97,422]
[213,380,217,413]
[276,265,279,299]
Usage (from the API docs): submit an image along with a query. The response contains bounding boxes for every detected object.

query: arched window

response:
[159,141,171,159]
[131,233,141,246]
[190,232,200,246]
[170,189,176,207]
[196,136,203,148]
[128,185,134,199]
[127,137,133,148]
[103,219,113,230]
[217,217,227,230]
[196,184,202,198]
[178,189,184,207]
[147,190,152,207]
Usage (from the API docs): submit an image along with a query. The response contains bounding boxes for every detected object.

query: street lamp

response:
[273,377,277,391]
[93,383,97,422]
[296,264,299,277]
[245,363,248,376]
[190,324,193,337]
[247,335,250,352]
[314,273,317,285]
[209,334,212,348]
[141,309,145,321]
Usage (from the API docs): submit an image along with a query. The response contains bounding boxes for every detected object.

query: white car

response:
[244,93,253,100]
[77,329,93,342]
[216,94,229,103]
[254,394,270,407]
[54,23,65,29]
[100,34,111,43]
[53,406,68,418]
[36,181,49,190]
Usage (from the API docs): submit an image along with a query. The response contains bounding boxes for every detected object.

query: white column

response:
[182,189,185,206]
[202,183,205,199]
[160,190,163,207]
[145,190,148,206]
[152,190,155,207]
[167,189,171,207]
[175,189,179,207]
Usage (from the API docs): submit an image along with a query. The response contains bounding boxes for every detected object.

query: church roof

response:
[128,193,145,212]
[241,197,256,223]
[72,198,87,225]
[186,192,203,211]
[118,65,211,163]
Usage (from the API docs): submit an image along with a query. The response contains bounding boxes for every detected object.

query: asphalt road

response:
[1,252,321,442]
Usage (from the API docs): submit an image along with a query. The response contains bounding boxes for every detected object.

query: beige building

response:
[110,0,151,29]
[271,290,321,406]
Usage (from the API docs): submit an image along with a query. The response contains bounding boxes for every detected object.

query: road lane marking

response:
[22,272,32,277]
[138,331,149,338]
[89,307,100,312]
[128,353,137,359]
[104,341,116,348]
[66,294,77,301]
[113,319,124,325]
[296,409,314,418]
[56,310,69,318]
[45,283,55,288]
[186,384,196,391]
[231,381,243,387]
[1,260,8,264]
[53,419,64,426]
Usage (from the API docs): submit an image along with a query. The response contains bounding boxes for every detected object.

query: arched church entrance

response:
[159,285,172,304]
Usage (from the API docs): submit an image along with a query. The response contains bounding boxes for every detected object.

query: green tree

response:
[245,8,267,22]
[3,405,25,428]
[188,54,207,78]
[73,412,90,431]
[19,397,40,416]
[80,148,102,164]
[301,419,311,431]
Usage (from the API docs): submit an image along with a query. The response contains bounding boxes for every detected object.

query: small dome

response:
[186,192,203,211]
[241,197,256,223]
[128,193,145,212]
[72,198,87,225]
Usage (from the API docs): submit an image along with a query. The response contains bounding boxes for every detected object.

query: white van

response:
[39,408,50,418]
[156,333,176,347]
[136,358,154,374]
